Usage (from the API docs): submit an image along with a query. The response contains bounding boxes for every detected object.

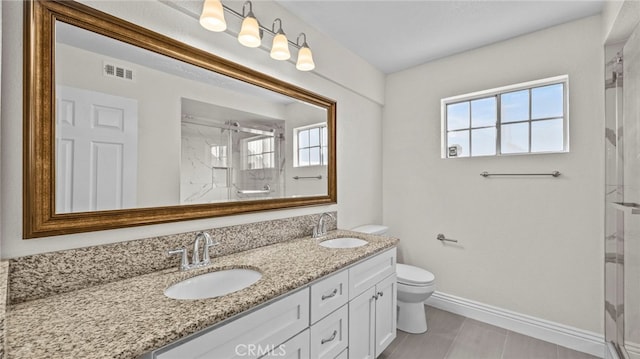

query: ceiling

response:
[276,0,605,74]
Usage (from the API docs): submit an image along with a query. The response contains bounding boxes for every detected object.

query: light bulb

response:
[238,16,261,48]
[296,45,315,71]
[270,33,290,60]
[199,0,226,32]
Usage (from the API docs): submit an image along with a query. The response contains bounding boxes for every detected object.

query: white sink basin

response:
[319,237,368,249]
[164,268,262,300]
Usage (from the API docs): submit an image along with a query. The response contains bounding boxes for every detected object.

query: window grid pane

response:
[246,137,275,169]
[295,125,327,167]
[444,78,566,157]
[471,97,497,128]
[531,84,564,120]
[501,90,529,123]
[447,102,470,131]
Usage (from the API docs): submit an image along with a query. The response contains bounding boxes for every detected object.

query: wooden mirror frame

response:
[23,0,337,238]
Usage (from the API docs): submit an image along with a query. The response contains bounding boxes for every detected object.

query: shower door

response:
[180,116,285,204]
[605,21,640,359]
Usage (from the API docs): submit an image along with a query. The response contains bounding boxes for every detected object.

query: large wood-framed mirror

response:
[23,0,337,238]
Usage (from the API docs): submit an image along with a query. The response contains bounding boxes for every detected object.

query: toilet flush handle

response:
[437,233,458,243]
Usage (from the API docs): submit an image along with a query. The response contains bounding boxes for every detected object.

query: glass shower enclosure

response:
[605,19,640,359]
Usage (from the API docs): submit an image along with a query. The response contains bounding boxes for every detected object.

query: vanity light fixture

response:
[198,0,316,71]
[270,18,290,60]
[296,33,315,71]
[199,0,227,32]
[238,1,261,48]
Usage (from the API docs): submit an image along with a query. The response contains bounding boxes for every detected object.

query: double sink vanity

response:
[5,228,398,359]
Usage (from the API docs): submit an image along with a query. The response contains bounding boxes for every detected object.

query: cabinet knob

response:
[377,291,384,297]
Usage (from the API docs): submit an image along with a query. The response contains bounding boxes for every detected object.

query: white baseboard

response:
[606,342,619,359]
[425,291,605,358]
[626,341,640,358]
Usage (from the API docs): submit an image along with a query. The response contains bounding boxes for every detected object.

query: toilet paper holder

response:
[437,234,458,243]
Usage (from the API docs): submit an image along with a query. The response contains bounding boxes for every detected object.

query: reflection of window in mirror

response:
[243,136,275,169]
[294,123,328,167]
[210,145,228,168]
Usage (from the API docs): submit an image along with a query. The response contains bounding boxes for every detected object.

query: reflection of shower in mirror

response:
[180,98,293,204]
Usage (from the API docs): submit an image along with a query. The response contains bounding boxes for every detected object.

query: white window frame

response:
[293,122,328,167]
[440,75,569,158]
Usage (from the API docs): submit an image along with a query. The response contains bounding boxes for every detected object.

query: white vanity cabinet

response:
[152,289,310,359]
[348,249,397,359]
[147,247,397,359]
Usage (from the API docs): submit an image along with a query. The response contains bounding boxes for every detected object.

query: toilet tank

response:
[351,224,389,235]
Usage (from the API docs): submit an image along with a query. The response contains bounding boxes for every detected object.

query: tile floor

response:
[380,306,600,359]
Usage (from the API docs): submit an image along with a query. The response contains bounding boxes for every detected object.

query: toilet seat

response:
[397,264,435,286]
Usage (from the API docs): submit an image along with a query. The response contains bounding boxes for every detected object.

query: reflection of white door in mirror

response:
[55,86,138,213]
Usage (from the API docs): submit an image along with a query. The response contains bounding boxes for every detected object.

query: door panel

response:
[349,286,376,359]
[375,274,397,355]
[56,86,138,213]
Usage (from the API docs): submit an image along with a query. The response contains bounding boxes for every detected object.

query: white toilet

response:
[352,224,436,334]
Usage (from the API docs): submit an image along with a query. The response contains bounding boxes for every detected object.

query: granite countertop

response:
[6,230,397,359]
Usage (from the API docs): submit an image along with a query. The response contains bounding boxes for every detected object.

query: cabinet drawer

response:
[310,305,348,359]
[310,269,349,324]
[334,348,348,359]
[155,289,310,359]
[349,248,396,300]
[260,329,309,359]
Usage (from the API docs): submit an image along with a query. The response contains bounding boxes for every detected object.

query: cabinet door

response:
[348,286,376,359]
[375,274,397,356]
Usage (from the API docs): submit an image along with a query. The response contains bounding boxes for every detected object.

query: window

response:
[442,75,568,158]
[243,136,274,169]
[294,124,328,167]
[210,145,228,168]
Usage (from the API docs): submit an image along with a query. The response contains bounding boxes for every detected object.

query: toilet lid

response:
[397,264,435,286]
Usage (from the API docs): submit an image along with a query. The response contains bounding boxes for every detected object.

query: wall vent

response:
[103,62,134,81]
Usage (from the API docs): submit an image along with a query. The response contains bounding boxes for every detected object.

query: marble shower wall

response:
[181,122,231,204]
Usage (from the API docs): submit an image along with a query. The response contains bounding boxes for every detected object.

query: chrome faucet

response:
[168,232,219,271]
[313,212,335,238]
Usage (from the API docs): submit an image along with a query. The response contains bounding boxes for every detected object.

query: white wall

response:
[383,15,604,334]
[0,0,384,257]
[602,0,639,45]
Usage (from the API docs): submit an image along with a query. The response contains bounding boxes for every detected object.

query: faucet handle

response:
[202,234,219,263]
[168,248,188,271]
